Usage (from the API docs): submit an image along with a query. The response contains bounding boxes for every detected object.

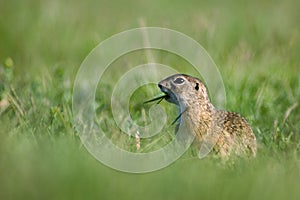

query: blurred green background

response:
[0,0,300,199]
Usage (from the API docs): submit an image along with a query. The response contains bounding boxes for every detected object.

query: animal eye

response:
[195,83,199,91]
[174,77,185,84]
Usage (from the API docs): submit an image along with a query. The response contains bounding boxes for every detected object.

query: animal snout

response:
[158,83,163,89]
[158,82,170,94]
[158,81,169,89]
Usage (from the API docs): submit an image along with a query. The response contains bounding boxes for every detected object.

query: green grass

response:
[1,0,300,199]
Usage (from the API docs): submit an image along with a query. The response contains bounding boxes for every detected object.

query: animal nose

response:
[158,83,163,89]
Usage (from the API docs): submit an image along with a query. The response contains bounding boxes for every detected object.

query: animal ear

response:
[195,83,199,91]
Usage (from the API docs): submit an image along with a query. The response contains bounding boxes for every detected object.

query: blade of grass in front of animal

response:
[143,94,168,104]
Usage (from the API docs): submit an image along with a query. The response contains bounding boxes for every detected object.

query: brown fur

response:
[158,74,257,157]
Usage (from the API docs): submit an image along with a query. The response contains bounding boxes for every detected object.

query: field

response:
[1,0,300,199]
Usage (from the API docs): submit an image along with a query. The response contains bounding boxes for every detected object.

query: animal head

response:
[158,74,210,108]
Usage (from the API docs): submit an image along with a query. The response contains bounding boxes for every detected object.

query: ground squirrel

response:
[157,74,257,157]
